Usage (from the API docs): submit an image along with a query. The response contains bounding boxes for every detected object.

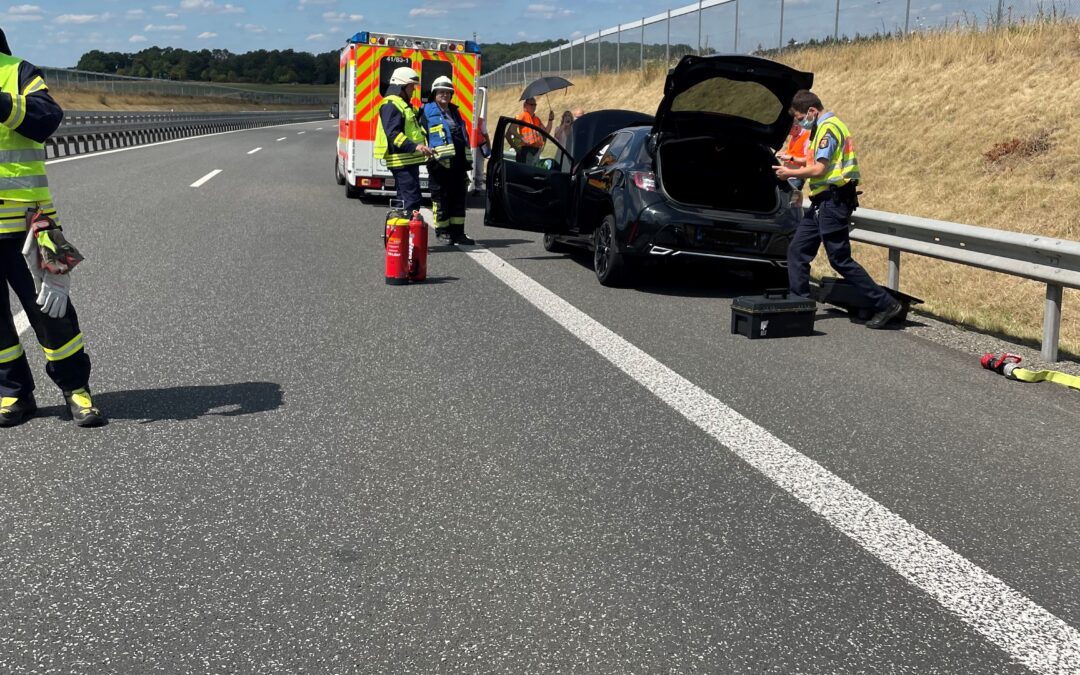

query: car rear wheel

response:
[335,156,346,186]
[593,215,631,287]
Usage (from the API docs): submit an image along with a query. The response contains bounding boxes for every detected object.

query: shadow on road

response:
[37,382,285,424]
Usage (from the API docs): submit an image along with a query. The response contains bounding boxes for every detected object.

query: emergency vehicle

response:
[335,30,484,199]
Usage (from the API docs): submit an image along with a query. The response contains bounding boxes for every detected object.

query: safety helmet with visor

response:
[431,75,454,93]
[389,66,420,86]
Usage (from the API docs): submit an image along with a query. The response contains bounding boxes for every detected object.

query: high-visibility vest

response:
[0,54,51,203]
[515,111,544,148]
[807,115,860,197]
[374,95,427,168]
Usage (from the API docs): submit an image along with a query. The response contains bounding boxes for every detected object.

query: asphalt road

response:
[1,121,1079,674]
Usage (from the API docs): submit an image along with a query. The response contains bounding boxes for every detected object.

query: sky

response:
[8,0,646,68]
[6,0,1060,69]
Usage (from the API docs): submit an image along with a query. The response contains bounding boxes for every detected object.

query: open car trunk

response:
[657,136,783,214]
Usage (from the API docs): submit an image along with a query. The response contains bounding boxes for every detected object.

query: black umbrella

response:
[519,76,574,113]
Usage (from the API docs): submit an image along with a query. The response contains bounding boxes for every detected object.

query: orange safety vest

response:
[515,111,544,148]
[783,127,810,167]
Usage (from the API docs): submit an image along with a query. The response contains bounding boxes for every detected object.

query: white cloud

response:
[197,31,218,38]
[299,0,336,6]
[3,12,43,22]
[144,23,186,31]
[238,23,266,33]
[166,12,179,18]
[9,4,43,13]
[523,3,572,19]
[180,0,245,13]
[410,7,447,16]
[126,9,146,19]
[307,33,327,40]
[129,34,148,43]
[57,14,107,24]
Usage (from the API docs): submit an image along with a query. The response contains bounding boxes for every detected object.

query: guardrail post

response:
[887,248,901,290]
[1043,284,1062,362]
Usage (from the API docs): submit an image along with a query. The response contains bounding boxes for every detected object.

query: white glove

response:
[21,228,72,319]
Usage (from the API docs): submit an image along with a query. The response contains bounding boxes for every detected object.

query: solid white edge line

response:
[190,169,222,188]
[44,119,322,166]
[463,245,1080,675]
[247,147,262,155]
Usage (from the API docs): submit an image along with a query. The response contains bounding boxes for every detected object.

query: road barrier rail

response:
[46,110,328,159]
[849,207,1080,361]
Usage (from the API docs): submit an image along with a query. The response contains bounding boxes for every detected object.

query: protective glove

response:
[27,210,83,274]
[35,270,71,319]
[20,210,78,319]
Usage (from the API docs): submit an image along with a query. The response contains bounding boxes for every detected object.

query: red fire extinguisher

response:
[384,216,409,285]
[407,209,427,282]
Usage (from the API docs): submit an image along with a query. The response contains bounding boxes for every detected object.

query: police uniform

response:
[422,98,471,243]
[374,85,427,214]
[786,112,892,313]
[0,46,97,425]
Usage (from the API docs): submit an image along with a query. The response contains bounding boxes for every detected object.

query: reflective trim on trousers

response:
[0,342,24,364]
[42,333,84,362]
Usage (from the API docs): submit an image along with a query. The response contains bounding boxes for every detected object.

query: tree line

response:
[74,40,569,84]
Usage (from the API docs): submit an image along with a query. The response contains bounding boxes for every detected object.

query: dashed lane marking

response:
[190,169,222,188]
[247,147,262,155]
[464,245,1080,675]
[276,137,287,142]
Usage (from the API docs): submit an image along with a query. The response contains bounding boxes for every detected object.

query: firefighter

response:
[0,28,104,427]
[775,90,903,330]
[421,75,474,246]
[374,66,434,216]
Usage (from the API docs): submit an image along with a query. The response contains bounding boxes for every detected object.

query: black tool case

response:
[731,290,817,339]
[814,276,923,322]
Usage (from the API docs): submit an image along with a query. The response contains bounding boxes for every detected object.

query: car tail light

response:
[360,178,383,188]
[631,171,657,192]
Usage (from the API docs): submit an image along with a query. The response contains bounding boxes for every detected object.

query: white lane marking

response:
[190,169,222,188]
[15,310,29,337]
[247,147,262,155]
[45,120,323,166]
[316,128,323,131]
[297,131,306,135]
[464,246,1080,675]
[276,137,287,142]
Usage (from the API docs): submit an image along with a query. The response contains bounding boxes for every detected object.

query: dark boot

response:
[451,224,476,246]
[0,394,37,427]
[435,227,454,244]
[64,388,105,427]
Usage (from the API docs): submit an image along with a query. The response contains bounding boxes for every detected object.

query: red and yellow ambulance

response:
[335,30,482,198]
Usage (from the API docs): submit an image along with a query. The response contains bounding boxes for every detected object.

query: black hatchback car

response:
[484,54,814,286]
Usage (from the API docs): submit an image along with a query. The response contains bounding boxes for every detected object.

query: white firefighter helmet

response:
[389,66,420,86]
[431,75,454,92]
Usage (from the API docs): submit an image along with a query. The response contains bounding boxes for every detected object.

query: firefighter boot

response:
[435,228,454,244]
[64,388,105,427]
[0,394,37,427]
[451,224,476,246]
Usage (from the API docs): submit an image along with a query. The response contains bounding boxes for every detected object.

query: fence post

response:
[1043,284,1062,362]
[734,0,740,51]
[641,17,645,72]
[617,26,621,74]
[887,249,901,290]
[666,10,671,64]
[779,0,786,50]
[837,0,843,40]
[904,0,911,33]
[697,1,703,55]
[597,29,601,74]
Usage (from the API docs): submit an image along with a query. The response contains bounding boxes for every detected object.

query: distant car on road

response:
[484,54,814,286]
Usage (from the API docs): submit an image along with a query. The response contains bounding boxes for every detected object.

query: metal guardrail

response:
[46,110,328,159]
[849,208,1080,361]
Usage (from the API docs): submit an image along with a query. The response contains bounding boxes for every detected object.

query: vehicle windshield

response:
[669,78,783,126]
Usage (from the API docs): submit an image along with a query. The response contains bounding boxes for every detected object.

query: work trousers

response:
[786,196,891,311]
[390,164,423,215]
[516,146,540,166]
[428,157,468,234]
[0,236,92,398]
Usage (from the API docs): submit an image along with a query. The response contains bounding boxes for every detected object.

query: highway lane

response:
[0,121,1075,672]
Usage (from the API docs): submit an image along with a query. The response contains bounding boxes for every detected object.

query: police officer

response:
[0,28,104,427]
[421,75,474,245]
[775,90,902,329]
[374,67,434,216]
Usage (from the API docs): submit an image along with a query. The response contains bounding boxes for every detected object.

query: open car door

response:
[484,116,572,234]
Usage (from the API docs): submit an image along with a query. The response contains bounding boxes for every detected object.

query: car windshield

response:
[669,78,783,126]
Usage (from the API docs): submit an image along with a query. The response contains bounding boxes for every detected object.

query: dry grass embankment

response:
[487,20,1080,356]
[52,90,321,112]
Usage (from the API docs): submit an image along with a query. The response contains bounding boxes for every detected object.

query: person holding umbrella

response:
[421,75,475,246]
[510,97,552,165]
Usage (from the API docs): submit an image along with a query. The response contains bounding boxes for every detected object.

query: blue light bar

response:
[465,41,481,53]
[349,32,369,44]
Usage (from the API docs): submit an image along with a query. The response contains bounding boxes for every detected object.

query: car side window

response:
[503,121,569,173]
[603,131,633,166]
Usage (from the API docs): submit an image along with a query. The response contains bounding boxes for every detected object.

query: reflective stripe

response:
[0,342,24,364]
[5,94,25,128]
[0,175,48,190]
[0,149,46,163]
[42,333,84,362]
[449,216,466,225]
[21,76,46,95]
[392,132,408,148]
